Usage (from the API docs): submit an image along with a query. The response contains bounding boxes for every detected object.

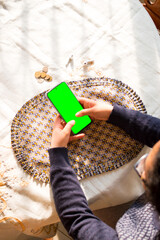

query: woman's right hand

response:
[76,97,113,121]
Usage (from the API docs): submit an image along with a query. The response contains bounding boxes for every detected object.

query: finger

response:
[64,120,75,133]
[53,115,64,130]
[76,108,92,117]
[53,115,61,126]
[69,133,85,141]
[77,97,90,105]
[60,119,66,128]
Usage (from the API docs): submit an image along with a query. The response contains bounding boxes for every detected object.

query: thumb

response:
[76,108,92,117]
[64,120,75,133]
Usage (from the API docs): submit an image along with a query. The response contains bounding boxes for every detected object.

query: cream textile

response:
[0,0,160,239]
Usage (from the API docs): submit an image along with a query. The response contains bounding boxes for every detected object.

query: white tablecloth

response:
[0,0,160,239]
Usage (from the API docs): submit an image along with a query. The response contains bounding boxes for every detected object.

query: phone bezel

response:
[46,82,91,134]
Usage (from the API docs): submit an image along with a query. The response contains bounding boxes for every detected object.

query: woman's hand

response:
[76,97,113,121]
[51,115,85,148]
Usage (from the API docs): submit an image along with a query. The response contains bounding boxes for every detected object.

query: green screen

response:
[47,82,91,134]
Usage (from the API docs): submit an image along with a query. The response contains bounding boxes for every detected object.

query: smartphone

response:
[46,82,91,134]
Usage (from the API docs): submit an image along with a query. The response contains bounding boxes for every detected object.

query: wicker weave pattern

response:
[11,78,146,183]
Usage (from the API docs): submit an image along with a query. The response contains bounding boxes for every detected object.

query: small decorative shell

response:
[42,66,48,73]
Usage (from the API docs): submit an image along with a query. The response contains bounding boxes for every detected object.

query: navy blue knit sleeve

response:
[49,148,118,240]
[108,104,160,148]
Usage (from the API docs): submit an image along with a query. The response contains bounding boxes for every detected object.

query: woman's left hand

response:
[51,115,85,148]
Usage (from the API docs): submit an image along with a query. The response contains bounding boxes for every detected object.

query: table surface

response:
[0,0,160,239]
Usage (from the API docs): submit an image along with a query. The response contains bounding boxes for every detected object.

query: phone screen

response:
[47,82,91,134]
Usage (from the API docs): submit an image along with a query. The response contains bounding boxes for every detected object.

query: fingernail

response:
[71,120,75,125]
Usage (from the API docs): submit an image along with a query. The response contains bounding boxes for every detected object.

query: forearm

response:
[49,148,118,240]
[108,104,160,148]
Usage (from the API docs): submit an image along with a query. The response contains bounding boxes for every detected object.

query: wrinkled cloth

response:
[0,0,160,239]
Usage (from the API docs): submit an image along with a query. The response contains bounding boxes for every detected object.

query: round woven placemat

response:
[11,77,147,183]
